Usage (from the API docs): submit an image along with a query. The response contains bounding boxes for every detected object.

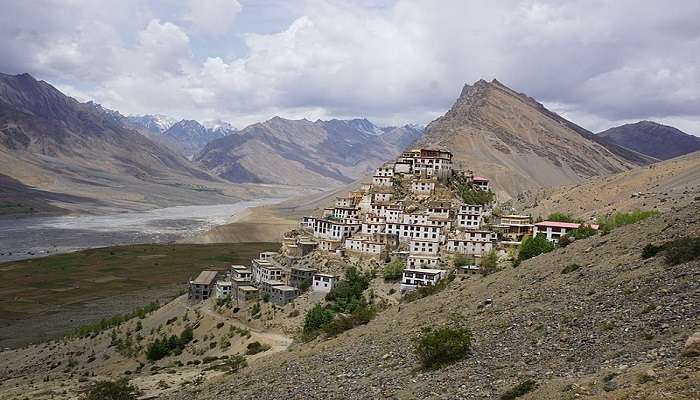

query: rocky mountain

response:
[0,73,253,211]
[598,121,700,160]
[124,114,177,135]
[124,116,238,159]
[416,79,656,199]
[196,117,423,187]
[161,120,235,159]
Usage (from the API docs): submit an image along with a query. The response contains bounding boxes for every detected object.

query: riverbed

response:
[0,198,282,263]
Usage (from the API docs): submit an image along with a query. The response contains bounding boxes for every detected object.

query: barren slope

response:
[599,121,700,160]
[417,79,653,199]
[166,203,700,400]
[519,150,700,220]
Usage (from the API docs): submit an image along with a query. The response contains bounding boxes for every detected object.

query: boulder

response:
[682,332,700,357]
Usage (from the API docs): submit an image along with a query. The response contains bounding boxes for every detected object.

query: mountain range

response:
[598,120,700,160]
[416,79,657,198]
[195,117,423,187]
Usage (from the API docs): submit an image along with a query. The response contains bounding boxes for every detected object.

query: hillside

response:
[162,202,700,400]
[196,117,422,187]
[518,150,700,220]
[0,73,263,211]
[598,121,700,160]
[416,79,655,199]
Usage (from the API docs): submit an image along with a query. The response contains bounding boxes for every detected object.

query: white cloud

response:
[185,0,242,37]
[0,0,699,135]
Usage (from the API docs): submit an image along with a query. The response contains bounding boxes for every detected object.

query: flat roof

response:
[535,221,582,229]
[314,273,337,278]
[404,268,445,274]
[238,286,258,292]
[274,285,298,292]
[261,279,285,285]
[192,270,218,285]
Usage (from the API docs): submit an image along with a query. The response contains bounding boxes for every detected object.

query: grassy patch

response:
[598,210,658,234]
[0,242,279,318]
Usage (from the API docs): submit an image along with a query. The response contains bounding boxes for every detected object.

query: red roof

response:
[472,176,489,182]
[535,221,599,230]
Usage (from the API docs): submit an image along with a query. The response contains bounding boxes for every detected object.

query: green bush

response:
[303,304,335,334]
[561,264,582,274]
[450,175,495,205]
[383,259,405,280]
[500,380,538,400]
[321,301,378,337]
[479,251,498,276]
[414,325,472,369]
[559,225,598,247]
[245,341,271,355]
[546,212,580,223]
[517,235,555,263]
[83,378,139,400]
[598,210,658,233]
[453,254,473,267]
[145,327,194,361]
[663,237,700,266]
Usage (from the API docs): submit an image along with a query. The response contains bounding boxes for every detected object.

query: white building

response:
[426,203,451,219]
[251,259,285,284]
[409,239,439,255]
[533,221,599,243]
[345,237,386,257]
[472,176,489,191]
[400,268,445,291]
[456,204,483,229]
[301,216,316,230]
[189,270,218,301]
[374,166,395,177]
[312,273,337,293]
[386,223,444,243]
[402,213,430,225]
[313,219,361,241]
[394,160,412,174]
[215,280,233,299]
[230,265,252,281]
[411,180,435,195]
[373,192,393,203]
[372,175,393,187]
[259,251,278,261]
[407,254,441,268]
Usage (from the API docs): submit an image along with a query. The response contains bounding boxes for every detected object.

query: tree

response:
[479,250,498,276]
[517,235,555,263]
[453,254,473,267]
[303,304,334,334]
[84,378,139,400]
[546,212,580,223]
[383,259,405,280]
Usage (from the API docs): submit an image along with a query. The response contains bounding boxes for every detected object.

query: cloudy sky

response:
[1,0,699,134]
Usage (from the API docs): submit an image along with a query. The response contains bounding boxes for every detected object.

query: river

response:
[0,198,282,263]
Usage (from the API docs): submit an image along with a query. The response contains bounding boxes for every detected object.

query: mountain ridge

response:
[598,120,700,160]
[196,116,423,187]
[416,78,654,199]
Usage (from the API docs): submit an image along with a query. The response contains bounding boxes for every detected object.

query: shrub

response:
[546,212,580,223]
[321,301,378,337]
[303,304,335,334]
[453,254,473,267]
[479,251,498,276]
[450,174,495,205]
[642,243,663,259]
[663,237,700,266]
[598,210,658,233]
[561,264,582,274]
[83,378,139,400]
[73,301,159,338]
[500,380,538,400]
[414,325,471,369]
[560,225,598,247]
[517,235,555,263]
[383,259,405,280]
[145,327,194,361]
[245,341,271,355]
